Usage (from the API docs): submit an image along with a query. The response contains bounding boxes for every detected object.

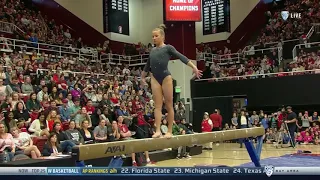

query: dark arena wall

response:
[191,74,320,132]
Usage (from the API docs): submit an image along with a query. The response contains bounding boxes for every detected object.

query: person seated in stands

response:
[55,92,64,106]
[2,111,16,133]
[110,93,120,107]
[16,118,28,132]
[75,107,92,129]
[295,132,303,144]
[51,122,75,153]
[47,110,61,132]
[9,77,22,94]
[178,118,193,134]
[87,100,99,127]
[135,108,151,139]
[281,129,291,145]
[41,94,50,110]
[1,95,12,112]
[10,127,41,159]
[173,121,191,159]
[314,131,320,145]
[116,101,132,127]
[49,86,59,102]
[65,121,84,145]
[223,123,230,130]
[66,93,75,108]
[303,131,313,145]
[70,98,81,121]
[13,102,31,124]
[44,101,60,118]
[21,76,34,96]
[0,123,15,160]
[59,99,71,122]
[118,116,153,166]
[265,129,276,144]
[144,101,154,119]
[93,119,111,143]
[26,92,41,112]
[70,84,81,100]
[37,85,48,103]
[57,75,68,98]
[160,119,168,135]
[99,107,113,123]
[29,113,50,137]
[42,133,62,156]
[99,93,112,109]
[110,120,120,141]
[11,92,25,111]
[79,120,95,144]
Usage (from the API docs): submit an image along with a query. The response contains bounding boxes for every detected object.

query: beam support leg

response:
[244,136,263,167]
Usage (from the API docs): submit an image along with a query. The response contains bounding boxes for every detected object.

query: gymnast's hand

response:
[193,67,203,79]
[141,77,147,86]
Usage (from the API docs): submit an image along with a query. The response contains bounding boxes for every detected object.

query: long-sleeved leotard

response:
[143,45,190,85]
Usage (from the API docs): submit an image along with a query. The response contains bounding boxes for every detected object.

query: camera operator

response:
[285,106,297,147]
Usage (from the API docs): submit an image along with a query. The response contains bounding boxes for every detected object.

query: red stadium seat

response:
[32,137,47,152]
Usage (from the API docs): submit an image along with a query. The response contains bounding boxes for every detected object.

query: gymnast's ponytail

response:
[153,24,166,37]
[158,24,166,31]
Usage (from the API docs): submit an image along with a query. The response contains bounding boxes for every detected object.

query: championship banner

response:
[165,0,202,21]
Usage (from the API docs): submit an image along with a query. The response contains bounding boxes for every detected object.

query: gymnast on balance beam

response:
[140,24,202,139]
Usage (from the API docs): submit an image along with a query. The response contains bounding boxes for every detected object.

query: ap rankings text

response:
[0,167,318,176]
[0,167,264,176]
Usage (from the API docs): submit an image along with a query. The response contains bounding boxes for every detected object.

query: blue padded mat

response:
[240,154,320,167]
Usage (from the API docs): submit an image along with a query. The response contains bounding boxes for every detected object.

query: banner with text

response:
[103,0,129,35]
[202,0,230,35]
[165,0,202,21]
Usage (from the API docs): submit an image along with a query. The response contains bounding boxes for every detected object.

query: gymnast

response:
[141,24,202,139]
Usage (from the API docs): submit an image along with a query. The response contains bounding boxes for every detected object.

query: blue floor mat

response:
[240,155,320,167]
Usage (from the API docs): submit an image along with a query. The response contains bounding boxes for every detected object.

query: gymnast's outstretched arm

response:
[167,45,201,77]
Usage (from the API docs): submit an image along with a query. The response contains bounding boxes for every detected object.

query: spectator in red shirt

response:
[118,116,153,166]
[209,109,222,131]
[57,74,68,98]
[85,100,95,115]
[135,109,150,139]
[201,112,213,150]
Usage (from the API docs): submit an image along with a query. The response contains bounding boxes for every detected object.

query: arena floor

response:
[154,143,320,167]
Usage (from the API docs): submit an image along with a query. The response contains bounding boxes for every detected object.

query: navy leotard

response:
[143,45,190,85]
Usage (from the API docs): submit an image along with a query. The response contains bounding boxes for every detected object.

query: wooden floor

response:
[153,143,320,167]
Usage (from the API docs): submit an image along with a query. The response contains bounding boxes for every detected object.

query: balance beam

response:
[73,127,264,161]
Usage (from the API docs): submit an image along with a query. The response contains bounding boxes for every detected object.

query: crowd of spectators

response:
[195,0,320,81]
[0,0,155,60]
[0,43,195,165]
[213,108,320,146]
[250,0,318,50]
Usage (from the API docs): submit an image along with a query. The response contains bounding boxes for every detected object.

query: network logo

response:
[264,165,274,177]
[281,11,301,21]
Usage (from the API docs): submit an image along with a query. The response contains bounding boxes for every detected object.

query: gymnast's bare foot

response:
[164,132,173,139]
[152,132,162,138]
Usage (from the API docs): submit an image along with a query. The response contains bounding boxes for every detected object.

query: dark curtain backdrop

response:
[191,74,320,108]
[164,22,196,60]
[192,96,233,133]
